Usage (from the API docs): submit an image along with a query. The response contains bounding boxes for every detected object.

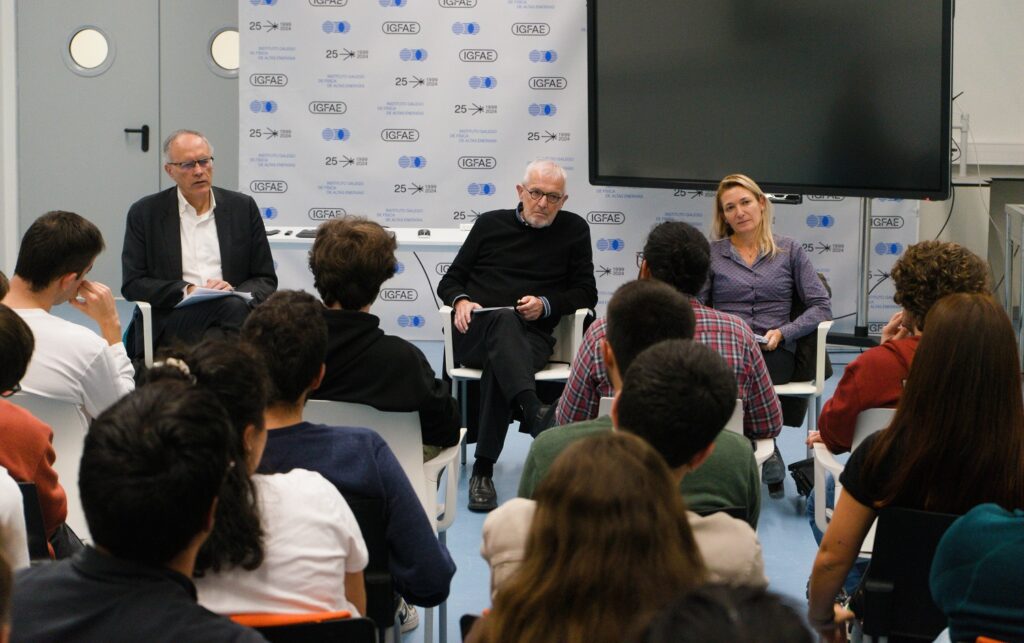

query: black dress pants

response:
[129,296,252,359]
[453,309,554,461]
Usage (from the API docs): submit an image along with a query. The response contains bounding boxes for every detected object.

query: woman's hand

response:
[763,328,783,351]
[813,604,855,642]
[880,311,909,344]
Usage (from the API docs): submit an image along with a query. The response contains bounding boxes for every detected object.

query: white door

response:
[16,0,238,289]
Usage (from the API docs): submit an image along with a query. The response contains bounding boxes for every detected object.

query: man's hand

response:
[203,279,234,292]
[515,295,544,321]
[763,328,784,351]
[454,299,481,333]
[806,430,824,447]
[880,310,909,344]
[70,280,122,346]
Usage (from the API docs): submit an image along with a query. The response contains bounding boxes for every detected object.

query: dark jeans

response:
[453,309,553,462]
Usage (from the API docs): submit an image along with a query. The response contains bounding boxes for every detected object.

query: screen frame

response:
[587,0,954,200]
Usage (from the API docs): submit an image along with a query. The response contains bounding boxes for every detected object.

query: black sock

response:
[472,457,495,478]
[513,390,542,418]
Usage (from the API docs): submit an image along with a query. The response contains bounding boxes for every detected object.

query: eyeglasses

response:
[635,251,645,269]
[523,187,565,203]
[0,383,21,398]
[167,157,214,171]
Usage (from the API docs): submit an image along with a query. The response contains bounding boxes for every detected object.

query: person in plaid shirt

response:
[554,221,781,441]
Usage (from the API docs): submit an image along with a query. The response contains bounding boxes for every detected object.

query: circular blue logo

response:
[395,261,405,274]
[262,207,278,220]
[874,242,904,256]
[467,183,496,196]
[528,103,556,116]
[529,49,557,63]
[321,21,350,33]
[596,239,625,251]
[399,48,427,61]
[321,128,350,141]
[398,155,427,169]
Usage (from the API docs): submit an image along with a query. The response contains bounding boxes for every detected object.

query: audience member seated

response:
[144,341,368,617]
[814,240,989,455]
[930,503,1024,643]
[487,339,766,596]
[10,383,266,642]
[468,432,706,643]
[308,216,459,459]
[0,271,7,299]
[242,290,455,630]
[1,211,133,419]
[807,293,1024,639]
[520,279,762,529]
[635,585,813,643]
[0,305,67,542]
[0,467,28,571]
[555,221,781,442]
[121,129,277,357]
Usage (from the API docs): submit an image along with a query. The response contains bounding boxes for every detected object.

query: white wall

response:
[953,0,1024,165]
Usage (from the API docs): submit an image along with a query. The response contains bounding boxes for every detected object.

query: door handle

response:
[124,125,150,152]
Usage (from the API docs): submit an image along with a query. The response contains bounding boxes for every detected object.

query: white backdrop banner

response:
[239,0,918,339]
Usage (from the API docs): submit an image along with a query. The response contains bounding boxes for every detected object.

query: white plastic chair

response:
[302,399,465,643]
[774,320,834,437]
[601,396,774,481]
[438,306,590,462]
[812,407,895,551]
[116,298,154,368]
[722,399,774,481]
[10,392,91,540]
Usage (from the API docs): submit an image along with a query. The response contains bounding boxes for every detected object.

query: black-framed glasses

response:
[523,187,565,203]
[0,383,21,398]
[635,251,645,269]
[167,157,214,171]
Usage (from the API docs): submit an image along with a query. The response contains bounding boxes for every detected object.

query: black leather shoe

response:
[468,475,498,513]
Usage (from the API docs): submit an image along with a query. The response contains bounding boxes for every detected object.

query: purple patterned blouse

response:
[698,235,832,347]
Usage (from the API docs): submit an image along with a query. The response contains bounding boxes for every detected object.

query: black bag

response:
[788,457,815,497]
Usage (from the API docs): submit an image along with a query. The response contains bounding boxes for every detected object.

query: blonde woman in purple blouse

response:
[698,174,831,386]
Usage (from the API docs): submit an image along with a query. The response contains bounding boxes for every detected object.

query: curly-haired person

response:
[813,240,990,455]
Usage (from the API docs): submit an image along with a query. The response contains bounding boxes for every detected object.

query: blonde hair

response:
[712,174,779,258]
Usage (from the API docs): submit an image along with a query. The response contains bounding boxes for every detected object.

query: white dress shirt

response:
[178,188,223,289]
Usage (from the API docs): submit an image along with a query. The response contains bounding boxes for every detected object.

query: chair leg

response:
[424,606,434,643]
[457,380,468,466]
[439,599,448,643]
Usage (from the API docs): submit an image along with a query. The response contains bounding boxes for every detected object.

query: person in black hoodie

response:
[308,216,460,459]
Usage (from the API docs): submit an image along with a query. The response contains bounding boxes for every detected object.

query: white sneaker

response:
[397,598,419,633]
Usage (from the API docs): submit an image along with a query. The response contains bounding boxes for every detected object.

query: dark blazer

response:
[121,186,277,336]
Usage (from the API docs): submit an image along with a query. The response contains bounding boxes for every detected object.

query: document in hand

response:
[471,306,515,315]
[175,287,253,309]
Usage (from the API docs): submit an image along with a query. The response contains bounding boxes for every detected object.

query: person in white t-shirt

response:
[1,211,134,419]
[143,340,368,616]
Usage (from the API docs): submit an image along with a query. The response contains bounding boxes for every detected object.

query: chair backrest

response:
[692,505,749,522]
[302,400,432,527]
[17,482,48,561]
[344,496,396,642]
[723,399,744,436]
[860,507,960,641]
[460,614,480,642]
[597,396,613,417]
[10,392,90,540]
[250,616,376,643]
[851,407,896,452]
[810,320,834,394]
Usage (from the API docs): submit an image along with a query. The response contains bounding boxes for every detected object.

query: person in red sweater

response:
[812,241,989,454]
[0,304,68,540]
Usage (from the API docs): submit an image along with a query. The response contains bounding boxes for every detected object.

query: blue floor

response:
[403,341,862,642]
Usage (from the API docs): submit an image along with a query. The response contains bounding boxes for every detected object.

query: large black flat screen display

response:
[588,1,953,199]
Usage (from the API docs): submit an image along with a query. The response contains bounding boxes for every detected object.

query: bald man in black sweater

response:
[437,160,597,512]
